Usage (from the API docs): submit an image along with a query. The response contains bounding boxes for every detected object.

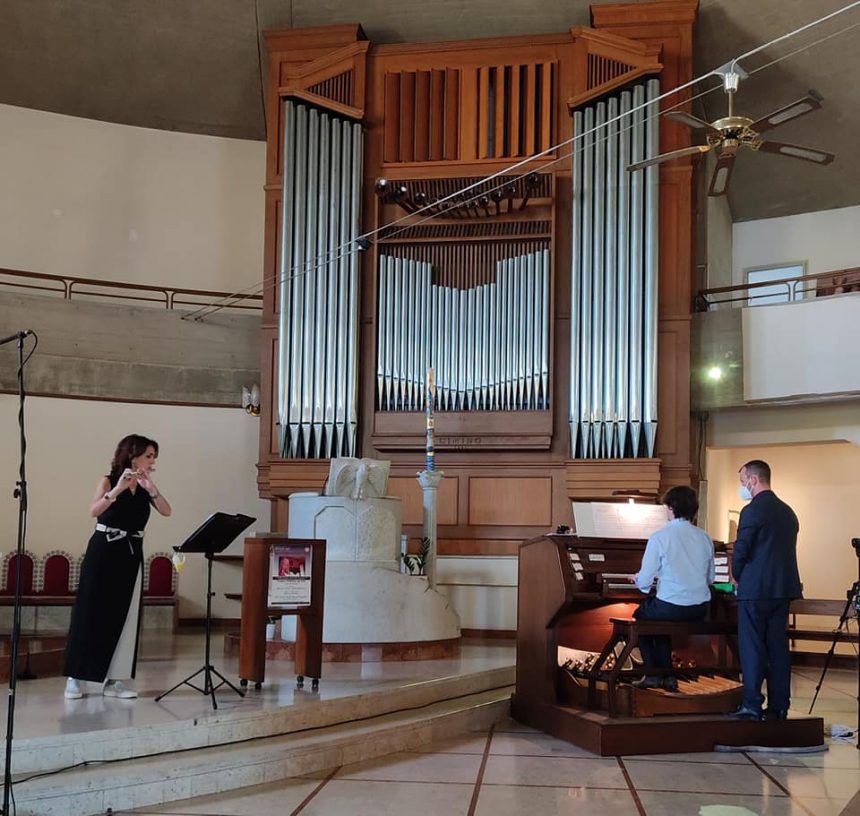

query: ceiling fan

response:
[628,66,835,196]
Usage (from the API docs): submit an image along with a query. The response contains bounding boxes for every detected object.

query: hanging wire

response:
[182,1,860,322]
[182,75,726,322]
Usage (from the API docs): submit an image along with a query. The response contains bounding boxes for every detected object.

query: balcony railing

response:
[0,267,263,312]
[695,266,860,312]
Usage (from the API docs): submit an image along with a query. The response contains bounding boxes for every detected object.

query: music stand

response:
[155,512,255,710]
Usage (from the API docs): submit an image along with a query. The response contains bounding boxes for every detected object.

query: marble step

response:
[14,686,512,816]
[13,664,514,776]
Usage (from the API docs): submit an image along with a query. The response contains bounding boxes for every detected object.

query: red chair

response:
[41,554,72,596]
[146,555,175,597]
[3,553,34,596]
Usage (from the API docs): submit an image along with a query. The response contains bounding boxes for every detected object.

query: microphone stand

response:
[1,330,33,815]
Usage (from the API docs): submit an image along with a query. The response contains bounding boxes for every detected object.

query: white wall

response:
[733,204,860,284]
[0,395,270,619]
[0,103,266,292]
[709,400,860,449]
[705,443,860,605]
[0,105,270,620]
[742,294,860,402]
[437,556,518,631]
[705,153,734,289]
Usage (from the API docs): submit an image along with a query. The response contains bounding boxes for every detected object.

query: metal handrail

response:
[695,266,860,312]
[0,267,263,311]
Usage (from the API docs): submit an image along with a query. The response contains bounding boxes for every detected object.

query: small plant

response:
[402,536,432,575]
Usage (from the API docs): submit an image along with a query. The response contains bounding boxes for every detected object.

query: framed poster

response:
[267,543,313,607]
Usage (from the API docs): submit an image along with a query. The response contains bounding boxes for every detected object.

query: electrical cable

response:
[181,1,860,322]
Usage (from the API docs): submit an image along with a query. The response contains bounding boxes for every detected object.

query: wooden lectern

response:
[238,536,326,690]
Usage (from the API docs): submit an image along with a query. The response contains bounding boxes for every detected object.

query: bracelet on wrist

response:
[149,490,160,500]
[103,492,116,503]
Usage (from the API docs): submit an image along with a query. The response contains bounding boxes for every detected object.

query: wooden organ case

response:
[257,2,701,555]
[256,2,825,756]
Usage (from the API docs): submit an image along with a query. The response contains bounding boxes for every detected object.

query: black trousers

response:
[64,530,143,682]
[737,598,791,713]
[633,596,709,674]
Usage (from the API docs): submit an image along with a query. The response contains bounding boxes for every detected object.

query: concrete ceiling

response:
[3,0,859,221]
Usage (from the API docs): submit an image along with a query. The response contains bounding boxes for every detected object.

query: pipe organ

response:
[376,247,550,413]
[260,4,699,543]
[569,79,660,459]
[276,100,363,459]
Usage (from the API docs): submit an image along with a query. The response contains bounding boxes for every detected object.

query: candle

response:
[426,367,435,472]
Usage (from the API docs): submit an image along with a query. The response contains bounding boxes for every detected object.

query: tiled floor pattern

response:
[123,718,860,816]
[8,632,859,816]
[126,663,860,816]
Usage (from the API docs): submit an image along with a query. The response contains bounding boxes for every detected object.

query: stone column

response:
[417,469,444,589]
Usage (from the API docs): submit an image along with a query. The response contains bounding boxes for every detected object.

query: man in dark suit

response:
[730,460,802,721]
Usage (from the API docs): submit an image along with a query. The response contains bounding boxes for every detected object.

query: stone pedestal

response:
[287,493,460,652]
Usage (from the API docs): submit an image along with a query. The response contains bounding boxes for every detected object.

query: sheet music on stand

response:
[571,501,667,540]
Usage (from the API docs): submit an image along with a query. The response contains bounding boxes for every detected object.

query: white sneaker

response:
[103,680,138,699]
[64,677,83,699]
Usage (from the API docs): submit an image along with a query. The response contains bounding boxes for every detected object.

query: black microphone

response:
[0,330,33,346]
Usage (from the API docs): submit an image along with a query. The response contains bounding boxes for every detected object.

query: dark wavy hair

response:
[109,434,159,477]
[662,485,699,522]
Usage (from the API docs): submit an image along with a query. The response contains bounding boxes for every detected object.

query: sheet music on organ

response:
[571,501,667,540]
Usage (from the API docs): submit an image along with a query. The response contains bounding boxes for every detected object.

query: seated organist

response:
[631,486,716,691]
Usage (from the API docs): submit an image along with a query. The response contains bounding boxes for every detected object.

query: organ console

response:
[511,530,824,755]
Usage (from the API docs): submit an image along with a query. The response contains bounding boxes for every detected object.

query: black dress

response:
[64,475,153,682]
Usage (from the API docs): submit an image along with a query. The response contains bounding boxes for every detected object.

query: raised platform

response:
[511,694,825,756]
[224,632,461,662]
[4,633,513,816]
[0,633,65,682]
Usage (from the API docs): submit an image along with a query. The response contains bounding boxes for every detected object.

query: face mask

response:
[738,484,752,501]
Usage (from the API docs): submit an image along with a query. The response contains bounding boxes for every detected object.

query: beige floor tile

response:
[413,734,489,754]
[754,743,860,770]
[623,750,753,765]
[336,750,483,784]
[637,790,812,815]
[300,779,473,815]
[760,765,860,800]
[490,732,599,758]
[131,776,320,814]
[494,717,541,733]
[482,754,627,788]
[474,784,640,815]
[625,759,786,796]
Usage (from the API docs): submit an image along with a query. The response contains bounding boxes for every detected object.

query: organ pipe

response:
[277,100,364,459]
[376,248,550,412]
[568,80,660,459]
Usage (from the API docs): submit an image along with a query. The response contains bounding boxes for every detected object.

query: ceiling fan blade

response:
[665,110,720,135]
[708,153,735,196]
[627,144,710,172]
[756,140,835,165]
[750,95,822,134]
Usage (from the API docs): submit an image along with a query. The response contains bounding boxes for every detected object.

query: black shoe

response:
[662,676,679,692]
[632,675,662,689]
[729,704,762,721]
[762,708,788,721]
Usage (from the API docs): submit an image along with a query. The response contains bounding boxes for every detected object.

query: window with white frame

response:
[744,262,806,305]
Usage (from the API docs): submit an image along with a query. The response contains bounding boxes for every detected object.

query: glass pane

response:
[746,264,804,305]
